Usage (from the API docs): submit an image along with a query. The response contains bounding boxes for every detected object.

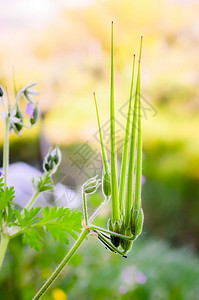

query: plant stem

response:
[82,192,88,226]
[0,117,10,270]
[0,234,9,270]
[21,191,40,216]
[3,117,10,188]
[33,228,89,300]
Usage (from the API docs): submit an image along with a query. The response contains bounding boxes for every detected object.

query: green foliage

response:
[12,207,82,251]
[0,185,15,212]
[37,173,53,192]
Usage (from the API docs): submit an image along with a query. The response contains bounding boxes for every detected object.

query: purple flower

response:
[26,103,34,119]
[0,171,4,176]
[136,272,147,284]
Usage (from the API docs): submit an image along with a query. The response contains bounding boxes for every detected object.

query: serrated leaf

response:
[37,173,53,192]
[14,207,41,228]
[0,186,15,211]
[37,207,83,244]
[23,229,43,251]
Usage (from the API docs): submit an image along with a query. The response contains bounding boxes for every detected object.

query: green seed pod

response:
[30,106,38,125]
[120,222,133,253]
[108,219,121,248]
[15,109,23,132]
[0,86,3,97]
[131,207,144,237]
[102,172,111,197]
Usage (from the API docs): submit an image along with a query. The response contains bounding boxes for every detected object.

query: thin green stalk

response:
[32,228,89,300]
[89,196,110,223]
[0,117,11,270]
[0,234,9,269]
[89,225,135,241]
[124,62,140,227]
[110,21,119,222]
[21,191,40,217]
[119,54,135,213]
[93,92,108,173]
[134,60,142,210]
[82,192,88,226]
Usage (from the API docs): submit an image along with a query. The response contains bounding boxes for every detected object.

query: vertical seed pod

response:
[120,222,133,253]
[102,172,111,197]
[130,207,144,237]
[108,219,121,248]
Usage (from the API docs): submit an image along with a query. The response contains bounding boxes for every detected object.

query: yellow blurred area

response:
[0,0,198,172]
[51,288,67,300]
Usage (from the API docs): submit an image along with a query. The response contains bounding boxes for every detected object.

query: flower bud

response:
[14,108,23,132]
[30,106,39,125]
[108,219,121,248]
[130,207,144,237]
[82,176,101,194]
[102,172,111,197]
[43,146,62,174]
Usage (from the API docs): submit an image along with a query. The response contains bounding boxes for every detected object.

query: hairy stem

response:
[33,228,89,300]
[82,192,88,226]
[0,234,9,270]
[21,191,40,217]
[0,117,11,270]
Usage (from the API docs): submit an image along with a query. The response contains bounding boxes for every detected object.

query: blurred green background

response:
[0,0,199,299]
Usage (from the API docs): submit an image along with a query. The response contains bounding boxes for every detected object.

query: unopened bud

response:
[82,176,101,194]
[43,146,61,174]
[30,106,39,125]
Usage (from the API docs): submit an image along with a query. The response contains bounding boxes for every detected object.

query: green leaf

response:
[14,207,82,251]
[0,186,15,211]
[14,207,41,228]
[23,229,43,251]
[37,173,53,192]
[37,207,82,244]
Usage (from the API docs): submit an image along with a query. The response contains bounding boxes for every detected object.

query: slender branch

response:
[0,234,9,270]
[82,192,88,226]
[88,196,110,223]
[32,228,89,300]
[89,225,135,241]
[21,191,40,217]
